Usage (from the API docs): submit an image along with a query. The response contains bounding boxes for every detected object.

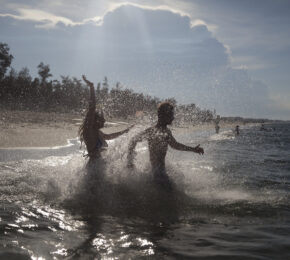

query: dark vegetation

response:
[0,42,215,124]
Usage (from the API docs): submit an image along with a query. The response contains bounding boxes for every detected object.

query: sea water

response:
[0,123,289,259]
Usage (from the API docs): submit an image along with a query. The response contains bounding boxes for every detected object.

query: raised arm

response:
[103,125,134,140]
[127,129,148,168]
[82,75,96,111]
[167,130,204,155]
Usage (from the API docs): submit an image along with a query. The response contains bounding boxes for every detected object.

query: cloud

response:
[0,8,76,28]
[0,3,281,118]
[230,56,272,71]
[190,19,217,32]
[269,93,290,118]
[0,1,214,31]
[2,0,290,74]
[0,8,103,28]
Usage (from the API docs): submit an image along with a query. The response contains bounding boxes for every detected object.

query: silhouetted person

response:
[214,115,221,134]
[79,75,133,160]
[235,125,240,135]
[260,124,266,131]
[127,102,204,190]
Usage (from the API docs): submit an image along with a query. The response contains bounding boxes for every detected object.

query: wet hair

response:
[78,110,104,143]
[157,102,174,120]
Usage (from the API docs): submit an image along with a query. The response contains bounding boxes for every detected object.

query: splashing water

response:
[0,123,290,259]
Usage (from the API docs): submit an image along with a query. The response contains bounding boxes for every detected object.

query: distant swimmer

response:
[260,123,275,132]
[235,125,240,135]
[127,102,204,190]
[215,124,220,134]
[79,75,133,160]
[260,124,267,131]
[214,115,221,134]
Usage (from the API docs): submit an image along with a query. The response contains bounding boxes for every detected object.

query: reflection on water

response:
[0,123,290,258]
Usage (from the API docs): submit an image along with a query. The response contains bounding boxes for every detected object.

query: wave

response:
[1,124,289,224]
[264,158,290,164]
[1,150,288,225]
[209,130,235,141]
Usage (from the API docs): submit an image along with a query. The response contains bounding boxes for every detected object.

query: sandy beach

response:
[0,110,130,148]
[0,109,256,148]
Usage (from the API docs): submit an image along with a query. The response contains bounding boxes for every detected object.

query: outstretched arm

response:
[168,130,204,155]
[103,125,134,140]
[127,129,148,168]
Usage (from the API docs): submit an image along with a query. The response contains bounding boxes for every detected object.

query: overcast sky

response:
[1,0,290,119]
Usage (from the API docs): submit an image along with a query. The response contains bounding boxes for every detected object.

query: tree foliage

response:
[0,42,215,124]
[0,42,13,80]
[37,62,52,84]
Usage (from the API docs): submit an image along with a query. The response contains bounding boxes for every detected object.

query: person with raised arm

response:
[79,75,133,160]
[127,102,204,190]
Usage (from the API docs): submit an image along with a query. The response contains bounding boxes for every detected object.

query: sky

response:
[1,0,290,120]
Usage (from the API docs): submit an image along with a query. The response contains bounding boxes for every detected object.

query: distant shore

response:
[0,109,260,148]
[0,109,130,148]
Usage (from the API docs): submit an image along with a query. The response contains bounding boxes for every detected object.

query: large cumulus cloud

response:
[0,4,271,117]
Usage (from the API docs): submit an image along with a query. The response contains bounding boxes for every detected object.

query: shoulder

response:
[165,128,174,140]
[140,127,153,138]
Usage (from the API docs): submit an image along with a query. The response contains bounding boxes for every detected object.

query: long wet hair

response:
[78,110,104,144]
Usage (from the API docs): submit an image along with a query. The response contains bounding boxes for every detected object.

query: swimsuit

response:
[85,135,108,158]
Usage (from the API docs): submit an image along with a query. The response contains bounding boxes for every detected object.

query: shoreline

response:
[0,109,131,148]
[0,122,131,149]
[0,109,260,148]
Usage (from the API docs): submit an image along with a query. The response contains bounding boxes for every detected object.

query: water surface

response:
[0,123,289,259]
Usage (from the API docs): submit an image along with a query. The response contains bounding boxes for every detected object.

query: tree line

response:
[0,42,215,123]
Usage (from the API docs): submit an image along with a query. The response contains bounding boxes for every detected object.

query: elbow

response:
[170,142,180,151]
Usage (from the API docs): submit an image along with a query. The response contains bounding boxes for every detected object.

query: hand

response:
[194,144,204,155]
[82,75,88,82]
[82,75,93,87]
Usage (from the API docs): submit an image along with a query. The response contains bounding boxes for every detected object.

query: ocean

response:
[0,122,289,259]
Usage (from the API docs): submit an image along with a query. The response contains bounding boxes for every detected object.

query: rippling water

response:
[0,122,289,259]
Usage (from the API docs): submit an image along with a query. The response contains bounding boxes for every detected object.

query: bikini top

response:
[85,135,108,158]
[95,136,108,150]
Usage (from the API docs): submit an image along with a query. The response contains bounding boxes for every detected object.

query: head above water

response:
[157,102,174,125]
